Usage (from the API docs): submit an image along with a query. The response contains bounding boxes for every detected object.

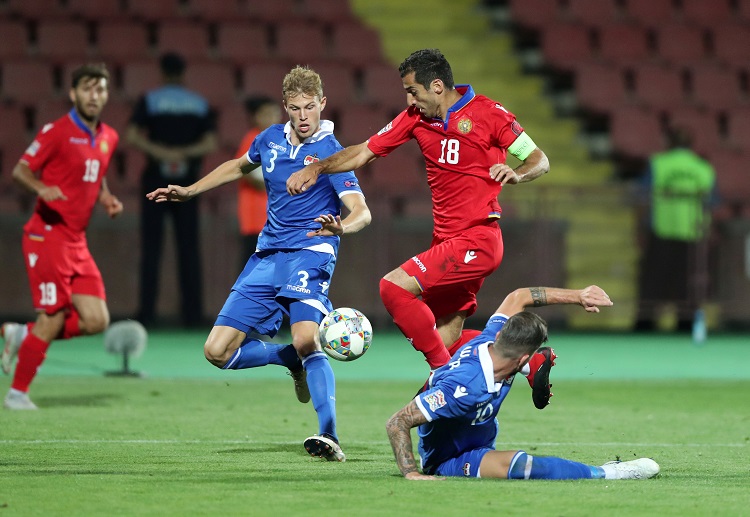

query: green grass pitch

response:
[1,331,749,516]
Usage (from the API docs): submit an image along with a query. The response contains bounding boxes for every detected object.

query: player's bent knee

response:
[204,340,232,368]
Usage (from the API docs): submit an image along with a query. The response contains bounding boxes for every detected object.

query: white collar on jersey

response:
[478,342,504,393]
[284,120,335,145]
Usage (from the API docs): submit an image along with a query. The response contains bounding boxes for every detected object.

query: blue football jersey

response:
[247,120,363,252]
[415,314,514,474]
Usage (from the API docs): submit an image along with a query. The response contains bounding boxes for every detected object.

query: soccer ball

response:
[318,308,373,361]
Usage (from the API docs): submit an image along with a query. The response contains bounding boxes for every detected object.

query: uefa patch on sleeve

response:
[511,121,523,136]
[25,140,41,157]
[423,389,446,412]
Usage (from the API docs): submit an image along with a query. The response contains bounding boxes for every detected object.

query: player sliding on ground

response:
[386,285,660,480]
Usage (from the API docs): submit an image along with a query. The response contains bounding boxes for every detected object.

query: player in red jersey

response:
[287,49,553,397]
[0,63,122,410]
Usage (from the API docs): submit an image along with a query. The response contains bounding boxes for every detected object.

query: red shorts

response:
[22,229,106,315]
[400,222,503,319]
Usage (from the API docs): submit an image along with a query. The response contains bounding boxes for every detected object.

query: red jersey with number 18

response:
[367,85,524,240]
[20,109,119,241]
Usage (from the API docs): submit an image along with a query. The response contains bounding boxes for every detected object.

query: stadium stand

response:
[35,20,91,60]
[273,22,329,63]
[595,23,652,64]
[215,23,270,64]
[0,20,29,60]
[93,21,151,62]
[156,21,211,60]
[655,23,708,65]
[0,61,57,103]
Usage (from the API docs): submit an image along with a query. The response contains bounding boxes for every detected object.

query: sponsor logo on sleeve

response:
[464,250,477,263]
[411,256,427,273]
[453,386,468,399]
[463,463,472,476]
[41,123,54,133]
[28,253,38,267]
[511,121,523,136]
[423,389,446,412]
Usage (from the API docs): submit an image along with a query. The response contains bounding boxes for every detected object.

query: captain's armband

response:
[508,132,536,161]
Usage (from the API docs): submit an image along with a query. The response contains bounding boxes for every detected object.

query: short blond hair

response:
[282,66,323,101]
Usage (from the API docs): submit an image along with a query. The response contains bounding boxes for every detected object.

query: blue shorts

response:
[215,249,335,336]
[431,447,493,478]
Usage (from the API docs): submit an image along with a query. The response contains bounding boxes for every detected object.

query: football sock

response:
[11,332,50,393]
[303,351,337,440]
[379,279,450,369]
[58,309,81,340]
[222,339,301,370]
[447,329,481,356]
[508,451,604,480]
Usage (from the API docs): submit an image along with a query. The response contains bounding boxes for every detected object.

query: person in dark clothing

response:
[126,52,217,327]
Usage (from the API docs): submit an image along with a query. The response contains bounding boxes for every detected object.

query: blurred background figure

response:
[635,126,717,332]
[126,52,218,328]
[235,96,282,269]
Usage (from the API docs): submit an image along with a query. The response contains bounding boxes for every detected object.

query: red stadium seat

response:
[35,21,91,61]
[2,0,67,19]
[0,61,57,104]
[361,63,409,115]
[727,108,750,151]
[67,0,124,20]
[679,0,733,26]
[688,64,743,111]
[596,24,651,65]
[299,0,355,23]
[306,61,357,107]
[508,0,562,29]
[126,0,184,20]
[215,23,270,65]
[336,105,389,147]
[34,99,72,128]
[609,107,665,158]
[624,0,675,26]
[655,23,708,65]
[120,61,162,100]
[330,21,385,66]
[712,23,750,67]
[541,23,594,71]
[0,105,27,147]
[156,21,211,60]
[241,62,290,98]
[711,151,750,206]
[94,21,151,62]
[634,64,686,110]
[0,20,29,60]
[563,0,622,25]
[215,103,249,150]
[667,107,722,157]
[183,62,238,104]
[273,22,328,63]
[186,0,244,21]
[244,0,298,23]
[575,63,629,113]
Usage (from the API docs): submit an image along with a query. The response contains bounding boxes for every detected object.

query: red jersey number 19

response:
[83,159,100,183]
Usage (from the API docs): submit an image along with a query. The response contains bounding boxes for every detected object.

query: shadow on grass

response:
[34,393,123,407]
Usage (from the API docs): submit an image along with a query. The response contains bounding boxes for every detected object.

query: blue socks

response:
[508,451,604,480]
[303,351,337,441]
[222,338,301,371]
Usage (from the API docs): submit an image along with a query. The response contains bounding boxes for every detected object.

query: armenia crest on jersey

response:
[457,118,473,134]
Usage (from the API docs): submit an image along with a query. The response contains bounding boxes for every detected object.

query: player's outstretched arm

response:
[307,193,372,237]
[386,400,444,481]
[495,285,613,317]
[287,142,377,195]
[146,155,257,203]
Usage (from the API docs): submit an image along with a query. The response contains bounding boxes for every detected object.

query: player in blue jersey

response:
[386,285,660,481]
[146,66,372,462]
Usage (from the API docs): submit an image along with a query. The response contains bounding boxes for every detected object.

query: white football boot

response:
[4,389,38,410]
[1,322,27,375]
[304,434,346,462]
[601,458,660,479]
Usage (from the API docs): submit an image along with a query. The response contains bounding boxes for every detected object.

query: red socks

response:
[447,329,481,357]
[58,310,82,340]
[379,279,450,369]
[12,332,50,393]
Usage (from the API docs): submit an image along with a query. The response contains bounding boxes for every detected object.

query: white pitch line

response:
[0,439,746,447]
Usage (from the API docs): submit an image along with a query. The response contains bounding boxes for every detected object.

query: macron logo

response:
[453,386,468,399]
[464,250,477,263]
[28,253,38,268]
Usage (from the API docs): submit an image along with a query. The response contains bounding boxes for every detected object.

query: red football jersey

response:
[20,109,119,241]
[367,85,524,239]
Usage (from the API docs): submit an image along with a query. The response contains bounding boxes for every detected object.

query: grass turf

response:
[1,332,749,516]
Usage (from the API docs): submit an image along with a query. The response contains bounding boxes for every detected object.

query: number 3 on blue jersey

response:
[266,149,278,173]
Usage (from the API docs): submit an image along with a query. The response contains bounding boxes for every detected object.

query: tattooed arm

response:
[386,400,443,481]
[495,285,613,317]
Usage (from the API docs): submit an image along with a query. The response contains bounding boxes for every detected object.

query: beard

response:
[73,99,100,123]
